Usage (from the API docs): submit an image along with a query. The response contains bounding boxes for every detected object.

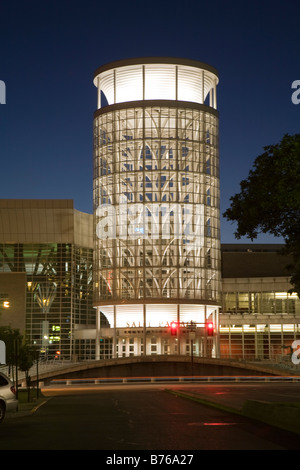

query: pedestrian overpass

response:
[12,355,299,387]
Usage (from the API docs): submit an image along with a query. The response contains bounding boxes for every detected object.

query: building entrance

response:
[98,326,217,360]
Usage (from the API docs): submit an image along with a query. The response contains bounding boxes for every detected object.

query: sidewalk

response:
[5,392,49,420]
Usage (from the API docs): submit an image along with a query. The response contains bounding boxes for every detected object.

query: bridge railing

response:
[1,354,299,384]
[0,359,85,382]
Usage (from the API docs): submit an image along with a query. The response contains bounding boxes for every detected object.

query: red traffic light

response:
[206,322,214,336]
[170,322,178,336]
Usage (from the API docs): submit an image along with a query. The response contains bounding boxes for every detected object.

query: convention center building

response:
[0,200,298,362]
[0,58,299,362]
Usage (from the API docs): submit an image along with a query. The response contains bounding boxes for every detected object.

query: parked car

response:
[0,371,18,423]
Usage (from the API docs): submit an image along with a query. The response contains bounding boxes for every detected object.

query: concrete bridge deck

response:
[6,355,298,386]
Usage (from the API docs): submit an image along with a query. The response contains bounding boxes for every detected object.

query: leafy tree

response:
[223,133,300,296]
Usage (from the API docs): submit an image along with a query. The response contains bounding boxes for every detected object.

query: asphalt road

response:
[1,385,300,451]
[171,382,300,410]
[43,381,300,409]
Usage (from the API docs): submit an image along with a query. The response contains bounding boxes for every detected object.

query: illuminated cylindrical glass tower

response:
[93,58,220,359]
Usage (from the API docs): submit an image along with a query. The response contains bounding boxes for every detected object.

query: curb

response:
[166,389,242,416]
[5,398,49,420]
[243,400,300,435]
[166,390,300,436]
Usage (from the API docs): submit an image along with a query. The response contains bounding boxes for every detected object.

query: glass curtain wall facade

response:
[220,282,300,361]
[93,58,221,360]
[0,200,94,360]
[219,246,300,362]
[0,243,93,359]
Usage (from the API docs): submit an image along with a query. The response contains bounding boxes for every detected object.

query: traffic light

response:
[206,321,214,336]
[170,321,178,336]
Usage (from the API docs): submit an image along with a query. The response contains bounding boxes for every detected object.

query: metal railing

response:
[0,358,85,382]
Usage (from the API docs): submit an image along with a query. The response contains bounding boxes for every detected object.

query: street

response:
[0,383,300,451]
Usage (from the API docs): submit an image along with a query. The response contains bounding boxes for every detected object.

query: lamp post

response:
[31,348,40,399]
[13,339,20,400]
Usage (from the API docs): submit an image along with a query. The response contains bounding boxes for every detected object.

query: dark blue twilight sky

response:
[0,0,299,243]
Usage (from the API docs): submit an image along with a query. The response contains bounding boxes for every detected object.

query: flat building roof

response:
[221,244,293,278]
